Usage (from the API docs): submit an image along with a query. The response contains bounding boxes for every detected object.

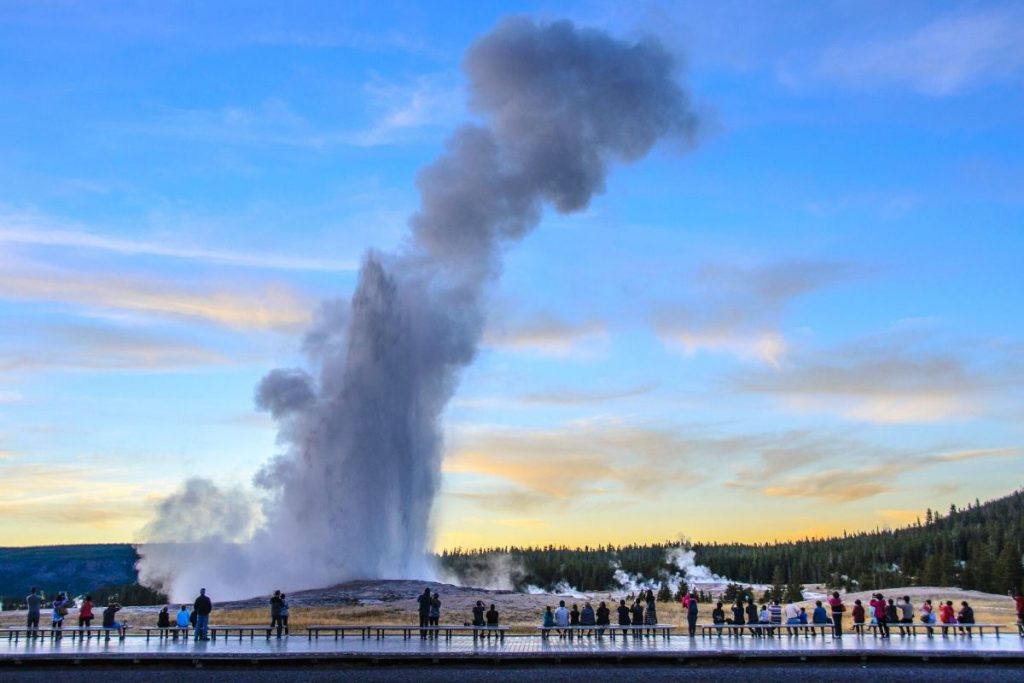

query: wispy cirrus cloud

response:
[0,263,312,331]
[761,447,1023,502]
[484,313,608,357]
[734,325,1023,423]
[0,208,355,272]
[443,419,696,511]
[656,259,865,366]
[0,321,227,373]
[815,7,1024,95]
[135,72,463,150]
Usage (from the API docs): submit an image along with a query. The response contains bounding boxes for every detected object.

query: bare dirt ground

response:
[1,581,1018,633]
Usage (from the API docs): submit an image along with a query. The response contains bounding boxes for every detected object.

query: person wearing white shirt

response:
[553,600,570,637]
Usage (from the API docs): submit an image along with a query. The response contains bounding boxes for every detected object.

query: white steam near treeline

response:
[137,16,697,601]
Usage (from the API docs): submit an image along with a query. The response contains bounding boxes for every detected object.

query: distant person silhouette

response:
[193,588,212,641]
[428,592,441,638]
[270,590,284,637]
[595,601,610,636]
[617,599,631,628]
[157,606,170,629]
[26,587,41,633]
[486,604,499,627]
[279,593,290,636]
[644,589,658,634]
[417,587,432,638]
[686,593,699,637]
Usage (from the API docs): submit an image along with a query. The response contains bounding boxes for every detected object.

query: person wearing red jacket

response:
[851,599,866,634]
[1015,592,1024,636]
[78,595,94,628]
[938,600,955,636]
[869,593,889,638]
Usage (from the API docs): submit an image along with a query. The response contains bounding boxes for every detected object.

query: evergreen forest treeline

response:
[439,489,1024,594]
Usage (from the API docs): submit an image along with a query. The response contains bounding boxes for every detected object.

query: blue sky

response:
[0,0,1022,547]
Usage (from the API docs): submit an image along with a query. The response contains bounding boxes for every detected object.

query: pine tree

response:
[994,545,1023,594]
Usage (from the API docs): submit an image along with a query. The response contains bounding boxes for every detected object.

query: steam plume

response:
[138,16,697,600]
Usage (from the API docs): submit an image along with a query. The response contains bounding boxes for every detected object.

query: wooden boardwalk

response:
[1,631,1022,663]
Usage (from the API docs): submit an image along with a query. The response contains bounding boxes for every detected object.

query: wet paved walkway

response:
[2,632,1022,663]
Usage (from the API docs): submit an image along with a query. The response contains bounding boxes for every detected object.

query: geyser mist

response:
[137,16,698,601]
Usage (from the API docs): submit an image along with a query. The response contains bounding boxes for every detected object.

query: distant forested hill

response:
[441,488,1024,594]
[0,544,137,604]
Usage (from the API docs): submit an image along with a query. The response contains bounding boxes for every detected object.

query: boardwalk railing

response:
[0,626,127,642]
[308,624,509,641]
[538,624,674,639]
[700,623,833,637]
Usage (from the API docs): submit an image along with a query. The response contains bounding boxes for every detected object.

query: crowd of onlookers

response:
[16,585,1024,641]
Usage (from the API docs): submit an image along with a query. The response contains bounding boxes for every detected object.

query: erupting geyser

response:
[138,16,698,600]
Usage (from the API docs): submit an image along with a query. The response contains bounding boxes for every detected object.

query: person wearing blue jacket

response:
[812,601,829,625]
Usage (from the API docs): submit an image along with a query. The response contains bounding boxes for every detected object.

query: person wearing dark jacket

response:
[617,599,631,631]
[486,604,499,626]
[596,601,610,636]
[630,599,644,638]
[732,600,746,627]
[193,588,212,641]
[745,599,759,637]
[416,587,432,639]
[157,606,171,629]
[686,594,699,637]
[958,601,975,635]
[472,600,486,627]
[270,590,284,638]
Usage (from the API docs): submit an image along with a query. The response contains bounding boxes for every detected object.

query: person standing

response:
[26,587,41,634]
[885,599,899,635]
[938,600,955,636]
[630,598,644,638]
[193,588,212,641]
[1015,592,1024,636]
[270,590,283,638]
[428,592,440,638]
[686,593,699,637]
[851,599,866,634]
[416,587,432,639]
[828,591,845,638]
[79,595,95,629]
[472,600,486,627]
[957,600,975,635]
[51,593,66,633]
[870,593,889,638]
[279,594,290,636]
[920,599,935,636]
[644,589,658,635]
